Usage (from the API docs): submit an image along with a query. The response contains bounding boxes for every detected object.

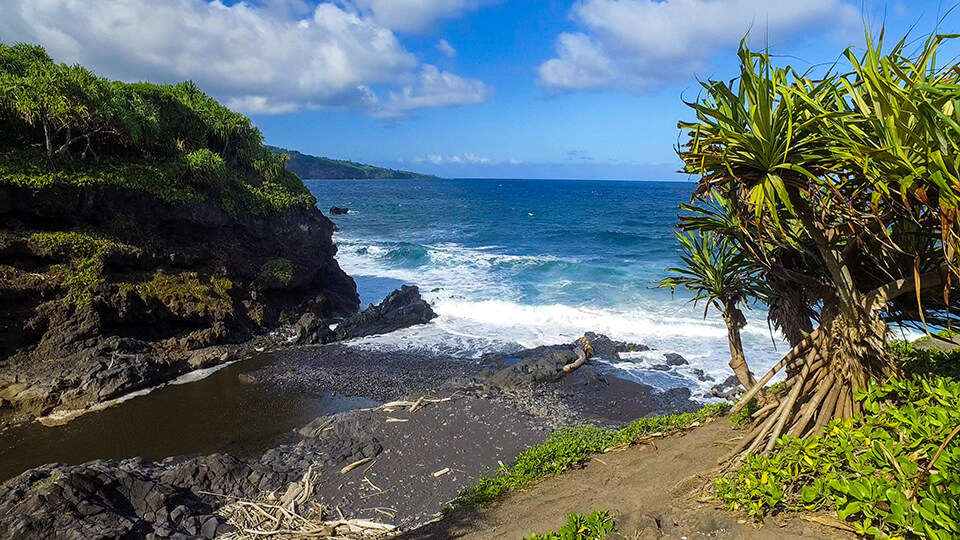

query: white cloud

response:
[369,65,491,118]
[0,0,490,117]
[538,0,860,93]
[438,38,458,58]
[416,152,495,164]
[349,0,498,33]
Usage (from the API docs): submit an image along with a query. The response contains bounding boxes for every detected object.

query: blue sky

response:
[2,0,957,179]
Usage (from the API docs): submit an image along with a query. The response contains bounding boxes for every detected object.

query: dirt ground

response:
[401,418,857,539]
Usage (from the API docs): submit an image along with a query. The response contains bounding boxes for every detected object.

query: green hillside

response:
[267,146,438,180]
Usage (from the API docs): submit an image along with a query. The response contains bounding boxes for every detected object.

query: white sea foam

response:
[334,235,789,398]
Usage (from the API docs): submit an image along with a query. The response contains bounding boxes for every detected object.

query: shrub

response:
[29,230,122,306]
[714,376,960,539]
[184,148,227,184]
[259,258,294,286]
[524,511,615,540]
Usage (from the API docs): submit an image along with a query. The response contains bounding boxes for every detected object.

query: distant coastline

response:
[267,145,439,180]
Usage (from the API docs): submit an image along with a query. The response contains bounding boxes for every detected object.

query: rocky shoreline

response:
[0,326,707,539]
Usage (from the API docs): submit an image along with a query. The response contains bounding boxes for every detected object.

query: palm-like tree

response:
[660,230,766,390]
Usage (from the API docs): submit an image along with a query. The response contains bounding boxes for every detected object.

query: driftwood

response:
[562,336,595,372]
[216,466,397,539]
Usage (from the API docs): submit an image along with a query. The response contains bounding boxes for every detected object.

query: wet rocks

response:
[710,375,744,399]
[583,331,649,360]
[664,353,688,366]
[329,206,349,215]
[293,312,336,345]
[335,285,436,341]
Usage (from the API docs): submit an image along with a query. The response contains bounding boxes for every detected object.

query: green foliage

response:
[29,230,124,306]
[259,258,294,286]
[730,398,760,428]
[714,376,960,539]
[0,42,314,215]
[184,148,227,184]
[448,403,730,512]
[524,511,615,540]
[129,271,231,311]
[659,230,767,314]
[889,338,960,381]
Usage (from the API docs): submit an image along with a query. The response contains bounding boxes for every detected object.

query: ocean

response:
[305,178,787,398]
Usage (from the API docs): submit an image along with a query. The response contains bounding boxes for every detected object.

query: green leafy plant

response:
[524,511,615,540]
[714,376,960,539]
[29,230,125,306]
[448,403,729,512]
[259,258,294,286]
[184,148,227,184]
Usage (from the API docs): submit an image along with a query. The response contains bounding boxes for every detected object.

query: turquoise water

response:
[306,178,786,395]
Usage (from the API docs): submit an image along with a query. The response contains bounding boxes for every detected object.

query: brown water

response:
[0,355,378,481]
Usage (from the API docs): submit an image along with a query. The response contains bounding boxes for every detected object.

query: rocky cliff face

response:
[0,182,359,427]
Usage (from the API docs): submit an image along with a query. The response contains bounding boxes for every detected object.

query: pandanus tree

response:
[677,31,960,457]
[659,230,765,389]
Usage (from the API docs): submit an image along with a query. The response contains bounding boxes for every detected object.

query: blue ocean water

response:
[305,178,786,396]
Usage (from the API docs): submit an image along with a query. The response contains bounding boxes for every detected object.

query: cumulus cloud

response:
[350,0,498,33]
[437,38,458,58]
[538,0,860,93]
[0,0,490,117]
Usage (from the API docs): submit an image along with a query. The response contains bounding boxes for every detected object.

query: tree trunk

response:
[42,118,54,172]
[723,304,755,390]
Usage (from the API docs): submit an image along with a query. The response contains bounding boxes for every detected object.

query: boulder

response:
[664,353,688,366]
[582,332,649,360]
[329,206,349,215]
[710,375,744,400]
[335,285,436,341]
[293,313,336,345]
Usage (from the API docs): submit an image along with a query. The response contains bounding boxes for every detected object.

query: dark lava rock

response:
[0,181,360,429]
[664,353,688,366]
[294,313,336,345]
[691,368,714,382]
[711,375,744,399]
[329,206,349,215]
[583,331,649,360]
[649,364,672,371]
[335,285,436,341]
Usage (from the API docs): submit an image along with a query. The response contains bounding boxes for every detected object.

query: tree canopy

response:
[676,30,960,455]
[0,42,314,215]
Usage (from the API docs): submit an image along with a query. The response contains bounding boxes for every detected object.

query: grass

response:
[259,258,294,286]
[28,230,130,306]
[126,270,233,311]
[447,403,730,512]
[524,511,615,540]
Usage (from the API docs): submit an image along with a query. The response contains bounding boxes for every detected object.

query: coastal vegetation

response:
[0,42,314,215]
[266,145,438,180]
[448,402,729,511]
[523,511,615,540]
[677,29,960,452]
[671,28,960,540]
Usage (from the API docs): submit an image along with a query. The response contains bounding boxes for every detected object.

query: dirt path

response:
[402,418,856,539]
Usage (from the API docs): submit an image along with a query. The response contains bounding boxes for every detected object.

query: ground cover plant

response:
[448,403,729,511]
[523,511,615,540]
[715,375,960,539]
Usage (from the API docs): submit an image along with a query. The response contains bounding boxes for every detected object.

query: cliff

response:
[0,43,359,427]
[266,146,438,180]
